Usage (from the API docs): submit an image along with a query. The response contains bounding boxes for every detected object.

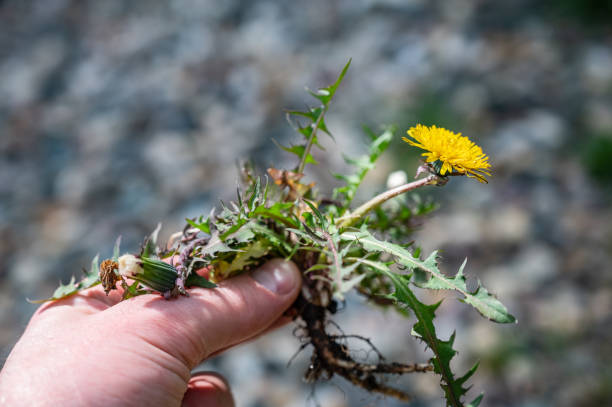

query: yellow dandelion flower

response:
[403,124,491,183]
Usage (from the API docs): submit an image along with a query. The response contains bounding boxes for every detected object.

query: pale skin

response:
[0,259,302,407]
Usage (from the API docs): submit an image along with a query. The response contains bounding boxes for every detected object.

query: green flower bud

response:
[118,254,177,293]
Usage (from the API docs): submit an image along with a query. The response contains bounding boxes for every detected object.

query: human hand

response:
[0,259,302,407]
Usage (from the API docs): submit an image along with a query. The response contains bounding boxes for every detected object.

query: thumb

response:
[106,259,302,367]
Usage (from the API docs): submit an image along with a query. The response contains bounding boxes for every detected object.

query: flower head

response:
[403,124,491,183]
[118,254,144,278]
[118,254,178,294]
[99,259,120,295]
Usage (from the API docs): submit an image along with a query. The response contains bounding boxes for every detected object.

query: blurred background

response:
[1,0,611,405]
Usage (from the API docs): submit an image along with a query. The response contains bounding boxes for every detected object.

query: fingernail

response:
[252,260,299,295]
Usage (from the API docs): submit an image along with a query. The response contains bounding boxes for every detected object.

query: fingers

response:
[32,258,213,321]
[182,372,234,407]
[28,285,124,331]
[205,314,294,359]
[103,259,302,368]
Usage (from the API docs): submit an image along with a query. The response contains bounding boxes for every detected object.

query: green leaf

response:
[224,219,257,243]
[122,280,147,299]
[236,186,244,210]
[303,199,328,229]
[245,222,294,254]
[247,176,263,212]
[252,202,299,228]
[286,108,332,137]
[359,258,471,407]
[286,227,324,244]
[287,60,351,173]
[340,230,515,324]
[338,270,366,296]
[310,59,351,105]
[186,217,211,234]
[142,223,162,258]
[185,273,217,289]
[304,263,331,273]
[199,232,235,257]
[275,142,319,165]
[415,258,516,324]
[49,276,78,300]
[333,126,394,209]
[77,254,102,290]
[220,239,271,278]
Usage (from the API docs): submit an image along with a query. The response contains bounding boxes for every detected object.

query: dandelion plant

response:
[35,60,514,406]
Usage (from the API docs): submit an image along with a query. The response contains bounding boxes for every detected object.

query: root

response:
[294,291,433,402]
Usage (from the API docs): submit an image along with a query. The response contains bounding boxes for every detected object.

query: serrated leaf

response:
[225,219,259,244]
[362,259,471,407]
[339,273,366,294]
[287,109,317,120]
[290,60,350,173]
[29,254,101,303]
[222,239,271,277]
[274,142,319,165]
[77,254,102,290]
[416,258,516,324]
[246,222,293,254]
[142,223,162,258]
[219,218,249,241]
[186,217,211,234]
[285,109,332,137]
[199,232,235,257]
[456,361,479,387]
[50,276,78,299]
[461,284,516,324]
[340,230,515,324]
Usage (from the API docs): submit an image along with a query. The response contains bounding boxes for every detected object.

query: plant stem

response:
[296,106,327,175]
[336,174,438,229]
[321,230,342,296]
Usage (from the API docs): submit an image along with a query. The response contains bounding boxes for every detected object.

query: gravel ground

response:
[1,1,611,405]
